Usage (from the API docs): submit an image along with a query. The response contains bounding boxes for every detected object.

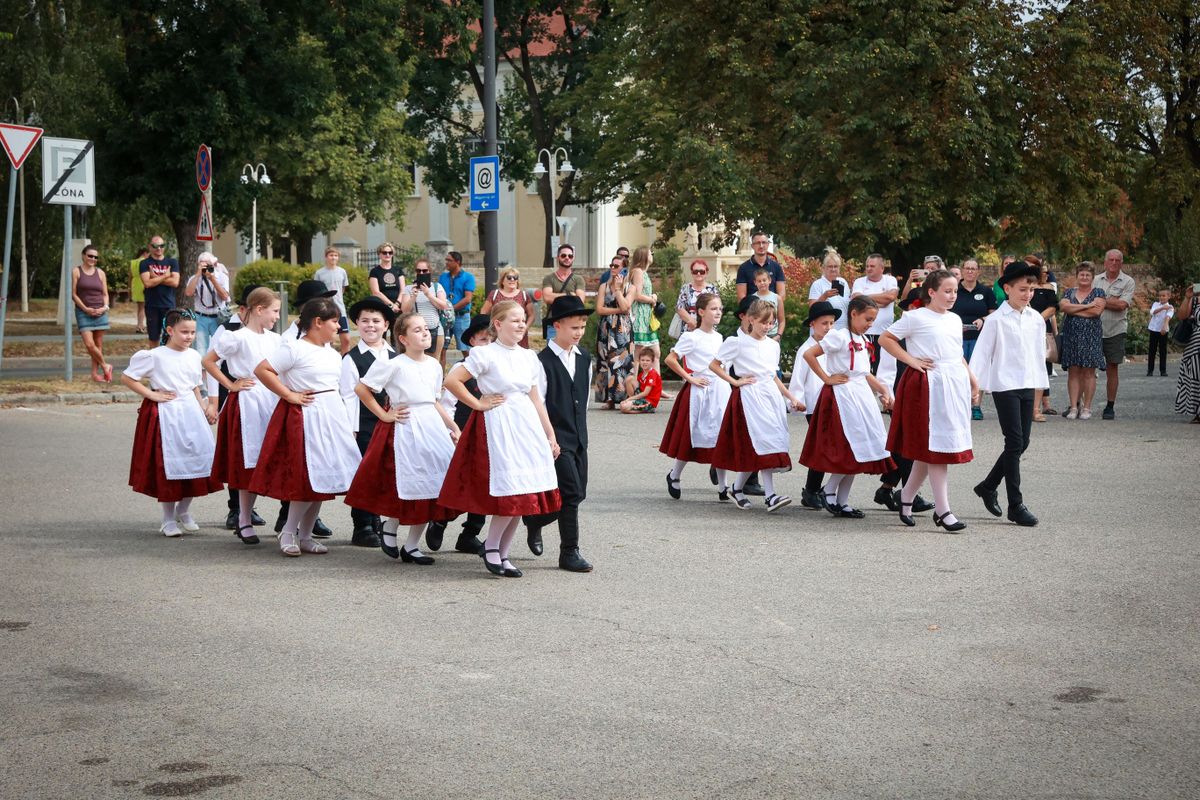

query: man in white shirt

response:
[185,252,230,353]
[968,261,1047,527]
[851,253,899,373]
[809,256,851,329]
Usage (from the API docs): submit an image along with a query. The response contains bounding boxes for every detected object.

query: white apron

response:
[927,358,973,453]
[302,392,362,493]
[158,396,216,480]
[483,393,557,496]
[689,370,731,449]
[741,381,790,456]
[393,404,456,500]
[832,380,890,462]
[238,383,278,469]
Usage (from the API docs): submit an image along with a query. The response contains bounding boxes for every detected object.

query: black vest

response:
[537,347,589,451]
[216,319,242,407]
[345,345,397,434]
[453,377,482,429]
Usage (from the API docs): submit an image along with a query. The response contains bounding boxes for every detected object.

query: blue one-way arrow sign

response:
[469,155,500,212]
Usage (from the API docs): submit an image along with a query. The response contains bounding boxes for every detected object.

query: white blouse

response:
[462,341,541,396]
[214,326,281,379]
[821,328,873,377]
[124,346,204,394]
[970,302,1049,392]
[671,328,723,374]
[886,307,965,363]
[266,338,342,392]
[362,353,444,406]
[716,331,780,380]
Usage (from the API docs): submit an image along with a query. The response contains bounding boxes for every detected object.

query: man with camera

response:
[184,251,230,352]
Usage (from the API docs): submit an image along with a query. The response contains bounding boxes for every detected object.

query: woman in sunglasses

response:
[71,244,114,382]
[480,266,536,348]
[675,259,718,334]
[368,242,407,317]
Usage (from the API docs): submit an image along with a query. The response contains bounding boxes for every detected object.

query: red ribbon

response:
[848,337,874,371]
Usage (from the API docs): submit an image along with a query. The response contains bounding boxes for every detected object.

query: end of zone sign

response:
[42,137,95,206]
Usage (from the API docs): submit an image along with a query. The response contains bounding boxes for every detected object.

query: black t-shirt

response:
[951,282,998,339]
[735,257,785,288]
[369,265,403,303]
[139,257,180,310]
[1030,287,1058,332]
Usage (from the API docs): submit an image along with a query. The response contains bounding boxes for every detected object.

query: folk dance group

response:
[660,261,1049,530]
[123,280,596,577]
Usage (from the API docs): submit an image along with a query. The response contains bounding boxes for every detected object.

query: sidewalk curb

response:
[1,391,141,407]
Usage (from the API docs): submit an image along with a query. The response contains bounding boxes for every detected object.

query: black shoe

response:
[801,488,827,509]
[250,509,266,526]
[765,494,791,513]
[833,505,865,519]
[709,465,718,486]
[455,534,484,555]
[899,502,916,527]
[224,509,238,530]
[311,518,333,539]
[274,510,287,534]
[933,511,967,533]
[425,520,446,552]
[399,547,435,565]
[718,488,730,502]
[235,525,260,545]
[823,492,840,516]
[559,547,593,572]
[501,561,523,578]
[351,524,380,548]
[1007,504,1039,527]
[380,532,400,560]
[742,479,765,497]
[912,494,934,513]
[874,486,900,511]
[1102,404,1115,420]
[527,526,544,556]
[666,472,682,500]
[482,548,504,575]
[973,484,1003,517]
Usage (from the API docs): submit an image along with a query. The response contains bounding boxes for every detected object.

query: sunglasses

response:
[416,269,430,274]
[559,254,574,260]
[84,253,99,259]
[150,243,165,249]
[504,275,519,280]
[380,250,394,256]
[692,270,707,275]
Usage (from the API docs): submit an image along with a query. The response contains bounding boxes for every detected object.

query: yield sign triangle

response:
[0,123,44,170]
[196,195,214,241]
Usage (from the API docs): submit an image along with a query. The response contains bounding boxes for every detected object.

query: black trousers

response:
[524,447,587,550]
[979,388,1034,507]
[1148,331,1169,374]
[349,428,377,527]
[864,333,882,375]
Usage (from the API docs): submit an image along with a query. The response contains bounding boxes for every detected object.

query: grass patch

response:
[0,375,135,396]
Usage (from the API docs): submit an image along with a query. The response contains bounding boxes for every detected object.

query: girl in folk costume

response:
[345,313,461,565]
[203,287,281,545]
[787,300,841,511]
[250,298,362,556]
[881,270,981,533]
[439,300,561,578]
[798,296,896,518]
[711,299,806,512]
[660,292,732,500]
[123,309,223,537]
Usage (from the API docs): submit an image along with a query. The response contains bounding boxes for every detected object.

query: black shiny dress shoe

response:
[235,525,260,545]
[559,547,593,572]
[400,547,435,565]
[717,488,730,502]
[225,509,239,530]
[501,561,523,578]
[742,477,766,496]
[250,509,266,526]
[311,518,333,539]
[709,465,718,485]
[666,472,682,500]
[380,533,400,559]
[933,511,967,533]
[527,526,544,556]
[482,548,504,576]
[455,534,485,554]
[425,520,447,551]
[351,525,380,548]
[874,486,900,511]
[898,502,916,527]
[801,488,827,509]
[830,505,865,518]
[1007,504,1039,527]
[911,494,934,513]
[974,484,1003,517]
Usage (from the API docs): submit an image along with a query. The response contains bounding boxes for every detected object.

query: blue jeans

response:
[193,313,221,353]
[962,338,977,361]
[452,312,471,353]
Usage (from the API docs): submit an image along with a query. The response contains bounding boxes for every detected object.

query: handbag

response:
[653,299,668,319]
[1174,317,1195,346]
[668,311,685,340]
[1044,331,1058,363]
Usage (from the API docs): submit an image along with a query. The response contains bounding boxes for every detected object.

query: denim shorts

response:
[75,309,110,331]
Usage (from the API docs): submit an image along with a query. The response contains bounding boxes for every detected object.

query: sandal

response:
[298,537,328,555]
[1033,412,1046,422]
[235,525,260,545]
[278,530,301,557]
[102,364,113,383]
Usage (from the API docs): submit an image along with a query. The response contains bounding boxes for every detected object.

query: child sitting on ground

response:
[620,347,663,413]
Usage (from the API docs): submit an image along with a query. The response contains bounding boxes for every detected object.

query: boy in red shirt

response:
[620,347,663,413]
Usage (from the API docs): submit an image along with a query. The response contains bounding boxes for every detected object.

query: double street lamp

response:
[240,162,270,262]
[533,147,574,250]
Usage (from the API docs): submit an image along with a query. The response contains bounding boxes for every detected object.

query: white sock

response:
[928,464,956,523]
[404,524,425,554]
[715,468,728,491]
[670,459,686,481]
[824,474,844,505]
[836,474,856,507]
[160,502,176,524]
[298,501,320,540]
[382,517,399,548]
[732,472,748,492]
[175,497,193,521]
[484,516,514,565]
[238,491,257,529]
[762,469,776,497]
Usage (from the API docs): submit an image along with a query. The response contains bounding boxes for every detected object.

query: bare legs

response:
[81,329,110,380]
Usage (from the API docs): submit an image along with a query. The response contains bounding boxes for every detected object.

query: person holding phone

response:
[809,247,851,329]
[401,258,451,360]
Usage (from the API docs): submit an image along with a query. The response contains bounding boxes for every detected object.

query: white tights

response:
[823,474,856,508]
[484,515,521,567]
[159,497,193,524]
[902,461,956,523]
[282,500,321,539]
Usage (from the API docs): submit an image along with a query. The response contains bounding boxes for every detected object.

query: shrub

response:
[101,254,132,294]
[233,259,370,311]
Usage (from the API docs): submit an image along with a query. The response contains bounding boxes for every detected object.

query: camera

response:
[203,266,214,274]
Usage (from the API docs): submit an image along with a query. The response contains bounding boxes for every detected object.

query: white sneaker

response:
[160,521,183,537]
[1065,407,1078,420]
[1079,407,1092,420]
[176,515,200,532]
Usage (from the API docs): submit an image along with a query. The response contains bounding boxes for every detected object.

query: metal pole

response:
[63,205,73,381]
[0,165,17,374]
[18,163,26,311]
[549,151,558,243]
[481,0,499,293]
[273,280,288,336]
[251,197,258,263]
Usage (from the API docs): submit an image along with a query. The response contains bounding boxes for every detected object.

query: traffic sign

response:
[196,144,212,192]
[0,123,43,170]
[196,195,214,241]
[469,155,500,212]
[41,137,95,206]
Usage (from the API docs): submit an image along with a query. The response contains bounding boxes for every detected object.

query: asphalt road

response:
[1,366,1197,799]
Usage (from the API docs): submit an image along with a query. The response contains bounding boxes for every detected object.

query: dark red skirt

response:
[248,402,335,501]
[437,412,561,516]
[128,399,223,502]
[711,387,792,472]
[886,369,973,465]
[658,383,716,463]
[344,419,459,524]
[212,392,256,490]
[799,385,895,474]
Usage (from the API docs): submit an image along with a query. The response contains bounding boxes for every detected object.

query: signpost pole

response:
[62,205,73,381]
[0,165,18,373]
[482,0,499,293]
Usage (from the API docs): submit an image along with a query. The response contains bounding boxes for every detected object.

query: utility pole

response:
[481,0,499,294]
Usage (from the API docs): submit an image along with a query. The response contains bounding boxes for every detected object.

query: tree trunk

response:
[171,218,206,308]
[295,235,313,265]
[539,173,555,269]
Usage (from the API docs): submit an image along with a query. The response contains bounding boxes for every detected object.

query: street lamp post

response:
[240,162,270,262]
[532,147,574,257]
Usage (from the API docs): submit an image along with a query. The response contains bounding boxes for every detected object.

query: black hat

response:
[544,295,594,325]
[237,283,264,307]
[347,296,395,327]
[735,295,756,318]
[803,300,842,327]
[295,279,337,306]
[461,313,491,344]
[997,260,1041,287]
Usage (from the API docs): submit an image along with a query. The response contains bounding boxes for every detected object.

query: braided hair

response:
[160,308,198,345]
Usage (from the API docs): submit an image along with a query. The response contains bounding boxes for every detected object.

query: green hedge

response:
[232,259,371,312]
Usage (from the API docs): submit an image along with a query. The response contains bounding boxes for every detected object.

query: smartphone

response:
[416,273,432,287]
[833,281,845,296]
[912,269,928,283]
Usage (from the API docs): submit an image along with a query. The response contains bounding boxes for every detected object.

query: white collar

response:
[357,338,393,355]
[998,302,1034,318]
[548,339,578,360]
